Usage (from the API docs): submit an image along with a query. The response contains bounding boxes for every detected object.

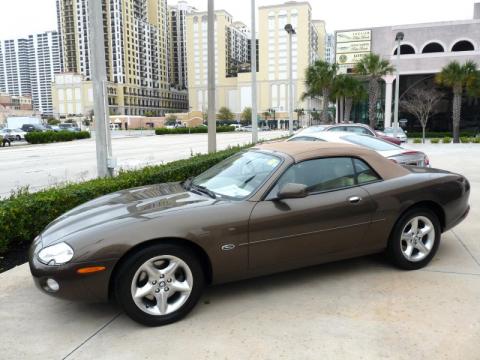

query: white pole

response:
[251,0,258,143]
[393,36,401,136]
[88,0,113,177]
[207,0,216,153]
[288,31,294,135]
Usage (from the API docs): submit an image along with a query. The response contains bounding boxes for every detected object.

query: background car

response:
[1,128,26,141]
[59,123,81,132]
[29,142,469,326]
[297,124,402,145]
[381,127,408,143]
[45,125,60,132]
[21,124,47,132]
[288,131,430,167]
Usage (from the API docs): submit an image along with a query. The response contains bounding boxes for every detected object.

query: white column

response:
[383,75,395,128]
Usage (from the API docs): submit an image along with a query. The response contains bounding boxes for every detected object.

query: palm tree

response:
[333,75,366,123]
[302,60,338,123]
[354,53,395,129]
[436,61,480,143]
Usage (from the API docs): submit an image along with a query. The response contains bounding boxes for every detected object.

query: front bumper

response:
[29,239,117,303]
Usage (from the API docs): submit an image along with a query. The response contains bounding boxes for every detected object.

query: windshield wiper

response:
[190,183,217,199]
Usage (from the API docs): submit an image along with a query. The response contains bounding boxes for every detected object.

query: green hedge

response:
[407,131,476,139]
[0,146,247,255]
[155,126,235,135]
[25,130,90,144]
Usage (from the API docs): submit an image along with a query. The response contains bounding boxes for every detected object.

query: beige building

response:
[186,1,326,125]
[56,0,188,117]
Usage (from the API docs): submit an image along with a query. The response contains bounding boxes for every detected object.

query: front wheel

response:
[387,208,441,270]
[115,243,205,326]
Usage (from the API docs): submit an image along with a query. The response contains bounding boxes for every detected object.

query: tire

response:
[114,243,205,326]
[16,135,21,141]
[387,207,441,270]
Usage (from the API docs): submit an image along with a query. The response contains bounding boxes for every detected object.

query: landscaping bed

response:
[25,130,90,144]
[0,145,246,273]
[155,126,235,135]
[406,131,477,139]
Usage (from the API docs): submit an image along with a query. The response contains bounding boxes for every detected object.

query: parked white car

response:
[381,127,408,143]
[0,128,27,140]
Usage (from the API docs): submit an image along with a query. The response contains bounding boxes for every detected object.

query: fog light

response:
[44,278,60,292]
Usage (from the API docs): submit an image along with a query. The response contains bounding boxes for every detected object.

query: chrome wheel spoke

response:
[410,218,419,233]
[134,283,153,299]
[143,262,160,278]
[404,244,414,259]
[419,225,432,236]
[170,279,191,293]
[154,291,169,315]
[415,240,429,255]
[162,260,179,277]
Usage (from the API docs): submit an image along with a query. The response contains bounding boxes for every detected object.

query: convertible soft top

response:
[254,141,409,180]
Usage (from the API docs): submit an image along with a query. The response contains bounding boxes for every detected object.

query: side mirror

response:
[276,183,308,200]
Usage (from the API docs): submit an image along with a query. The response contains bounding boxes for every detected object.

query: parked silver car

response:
[288,131,430,167]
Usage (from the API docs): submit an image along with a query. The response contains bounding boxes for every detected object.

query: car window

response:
[269,157,356,197]
[342,134,401,151]
[347,126,372,135]
[327,126,347,132]
[288,136,324,142]
[353,158,381,184]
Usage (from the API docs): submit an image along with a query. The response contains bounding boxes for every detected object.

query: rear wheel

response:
[387,208,441,270]
[115,243,205,326]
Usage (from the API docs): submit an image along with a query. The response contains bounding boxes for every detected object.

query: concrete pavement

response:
[0,130,287,198]
[1,143,480,359]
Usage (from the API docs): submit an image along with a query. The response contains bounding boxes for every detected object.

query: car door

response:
[248,157,377,275]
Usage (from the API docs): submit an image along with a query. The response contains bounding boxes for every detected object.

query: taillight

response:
[424,155,430,166]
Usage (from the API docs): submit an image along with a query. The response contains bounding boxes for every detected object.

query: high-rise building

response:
[0,39,31,97]
[56,0,188,116]
[169,1,195,90]
[28,32,62,115]
[0,32,61,116]
[325,33,335,64]
[186,1,326,124]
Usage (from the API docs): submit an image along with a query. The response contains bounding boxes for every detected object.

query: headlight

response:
[38,242,74,266]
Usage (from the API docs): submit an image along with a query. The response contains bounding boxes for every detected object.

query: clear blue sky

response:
[0,0,477,39]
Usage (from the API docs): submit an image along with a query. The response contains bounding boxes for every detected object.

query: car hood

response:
[41,182,215,246]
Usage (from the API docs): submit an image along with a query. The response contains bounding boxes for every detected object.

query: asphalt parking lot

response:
[1,142,480,360]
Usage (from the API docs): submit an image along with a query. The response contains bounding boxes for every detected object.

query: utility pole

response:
[285,24,296,135]
[207,0,216,153]
[393,32,404,137]
[251,0,258,143]
[88,0,113,177]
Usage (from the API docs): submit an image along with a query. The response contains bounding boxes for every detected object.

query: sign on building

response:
[335,29,372,73]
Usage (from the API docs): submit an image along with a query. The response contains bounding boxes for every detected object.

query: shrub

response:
[460,137,471,143]
[472,137,480,144]
[430,138,440,144]
[442,137,452,144]
[406,131,476,139]
[0,145,248,255]
[25,130,90,144]
[155,126,235,135]
[412,138,422,144]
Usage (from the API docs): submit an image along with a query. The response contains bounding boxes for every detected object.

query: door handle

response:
[348,196,362,204]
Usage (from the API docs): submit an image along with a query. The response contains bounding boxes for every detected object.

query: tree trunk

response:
[422,125,426,144]
[321,88,330,123]
[368,78,379,129]
[344,97,353,123]
[339,97,344,123]
[452,86,462,143]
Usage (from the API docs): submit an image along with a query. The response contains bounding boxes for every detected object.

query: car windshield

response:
[192,150,282,200]
[342,134,401,151]
[384,127,406,135]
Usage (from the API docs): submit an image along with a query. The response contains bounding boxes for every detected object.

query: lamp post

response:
[207,0,216,153]
[393,32,404,137]
[284,24,296,135]
[251,0,258,143]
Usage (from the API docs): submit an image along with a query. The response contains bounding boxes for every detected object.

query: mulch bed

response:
[0,243,29,274]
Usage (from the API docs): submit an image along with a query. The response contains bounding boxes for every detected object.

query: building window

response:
[422,42,444,53]
[451,40,475,52]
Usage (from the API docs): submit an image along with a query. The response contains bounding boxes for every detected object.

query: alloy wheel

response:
[130,255,193,316]
[400,216,435,262]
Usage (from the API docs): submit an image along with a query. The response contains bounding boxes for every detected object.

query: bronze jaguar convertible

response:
[29,142,470,326]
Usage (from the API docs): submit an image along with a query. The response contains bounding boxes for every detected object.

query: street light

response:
[393,31,404,137]
[251,0,258,143]
[284,24,296,135]
[207,0,216,153]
